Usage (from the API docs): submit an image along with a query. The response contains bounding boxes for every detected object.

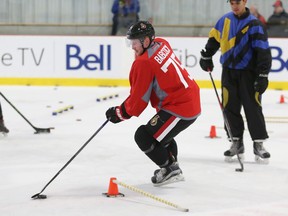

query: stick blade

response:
[34,127,54,134]
[31,193,47,199]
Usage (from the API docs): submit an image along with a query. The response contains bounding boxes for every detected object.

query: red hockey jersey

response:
[123,37,201,120]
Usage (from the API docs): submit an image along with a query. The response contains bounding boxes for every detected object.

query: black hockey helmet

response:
[126,21,155,41]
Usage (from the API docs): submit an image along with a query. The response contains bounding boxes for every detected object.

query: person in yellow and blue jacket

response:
[200,0,272,163]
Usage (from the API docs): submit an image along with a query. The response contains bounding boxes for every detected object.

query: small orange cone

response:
[279,94,285,104]
[209,125,217,138]
[103,177,124,197]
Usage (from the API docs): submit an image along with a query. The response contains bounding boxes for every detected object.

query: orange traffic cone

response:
[279,94,285,104]
[103,177,124,197]
[205,125,220,138]
[209,125,217,138]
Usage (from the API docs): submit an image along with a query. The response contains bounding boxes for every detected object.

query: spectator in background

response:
[250,4,267,27]
[267,0,288,37]
[111,0,140,36]
[0,102,9,134]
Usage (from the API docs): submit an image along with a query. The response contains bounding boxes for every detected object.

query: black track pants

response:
[221,68,268,141]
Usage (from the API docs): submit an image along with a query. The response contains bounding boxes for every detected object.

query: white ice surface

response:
[0,86,287,216]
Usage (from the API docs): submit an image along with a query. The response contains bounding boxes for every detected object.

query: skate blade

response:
[153,174,185,187]
[255,155,269,164]
[224,154,245,163]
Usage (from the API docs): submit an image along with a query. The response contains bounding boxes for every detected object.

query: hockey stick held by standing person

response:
[208,72,244,172]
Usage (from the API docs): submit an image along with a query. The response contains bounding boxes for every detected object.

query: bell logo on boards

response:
[270,46,288,73]
[66,44,111,71]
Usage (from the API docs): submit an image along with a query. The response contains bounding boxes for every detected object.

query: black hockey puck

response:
[38,194,47,199]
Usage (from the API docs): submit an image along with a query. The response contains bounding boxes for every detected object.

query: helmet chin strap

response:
[139,37,153,55]
[139,38,146,55]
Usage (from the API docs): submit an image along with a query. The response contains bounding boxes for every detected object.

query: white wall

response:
[0,36,287,89]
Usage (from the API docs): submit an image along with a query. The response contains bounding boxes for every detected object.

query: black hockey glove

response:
[200,49,214,72]
[254,74,269,94]
[105,105,131,124]
[106,106,123,123]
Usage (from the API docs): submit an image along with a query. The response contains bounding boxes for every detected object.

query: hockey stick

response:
[0,92,53,134]
[31,119,109,200]
[113,179,189,212]
[208,73,244,172]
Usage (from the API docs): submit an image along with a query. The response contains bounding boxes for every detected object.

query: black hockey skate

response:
[0,120,9,136]
[151,162,184,187]
[254,141,270,164]
[224,138,244,162]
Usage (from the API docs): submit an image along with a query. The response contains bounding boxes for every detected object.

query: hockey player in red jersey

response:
[106,21,201,186]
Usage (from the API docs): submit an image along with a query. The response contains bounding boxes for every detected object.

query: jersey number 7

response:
[161,53,193,89]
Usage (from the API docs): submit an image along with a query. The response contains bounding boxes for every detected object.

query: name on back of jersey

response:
[154,45,170,64]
